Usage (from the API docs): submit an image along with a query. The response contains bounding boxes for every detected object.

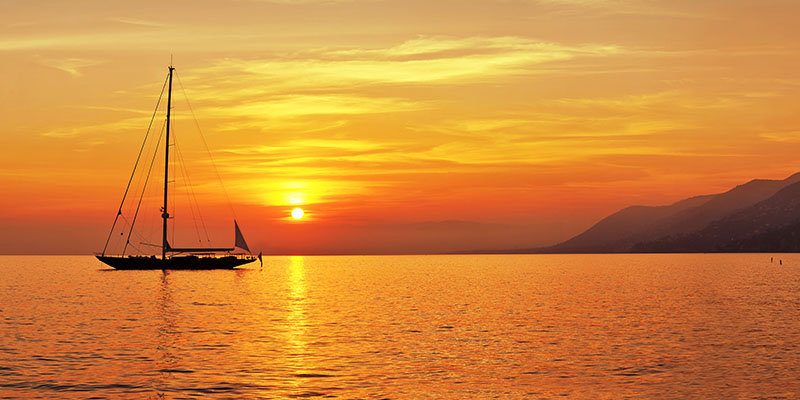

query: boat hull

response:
[96,255,257,270]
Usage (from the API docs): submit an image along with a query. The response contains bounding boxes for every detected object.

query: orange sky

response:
[2,0,799,254]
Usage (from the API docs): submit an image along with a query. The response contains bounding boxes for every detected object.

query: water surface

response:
[1,254,799,398]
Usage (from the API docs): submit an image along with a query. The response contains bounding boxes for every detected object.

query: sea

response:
[1,254,799,399]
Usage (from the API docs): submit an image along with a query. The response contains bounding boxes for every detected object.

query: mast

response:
[162,65,175,260]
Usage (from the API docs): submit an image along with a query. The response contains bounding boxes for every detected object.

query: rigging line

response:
[170,115,205,245]
[123,119,166,256]
[122,119,167,256]
[130,226,154,249]
[120,211,156,252]
[173,140,200,243]
[102,72,170,256]
[127,242,144,255]
[125,201,157,247]
[119,213,146,244]
[117,213,130,229]
[175,72,237,219]
[172,124,212,243]
[174,135,208,244]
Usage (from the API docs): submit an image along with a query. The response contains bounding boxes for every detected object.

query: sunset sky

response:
[2,0,799,254]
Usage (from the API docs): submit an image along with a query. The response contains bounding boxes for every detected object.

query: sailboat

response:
[96,65,258,270]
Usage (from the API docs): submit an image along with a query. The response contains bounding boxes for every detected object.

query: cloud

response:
[185,36,622,93]
[241,0,371,3]
[537,0,626,6]
[143,35,627,149]
[0,34,128,51]
[41,57,100,77]
[41,116,158,138]
[107,17,166,27]
[203,94,426,119]
[760,131,800,143]
[212,140,395,207]
[169,36,623,128]
[532,0,699,18]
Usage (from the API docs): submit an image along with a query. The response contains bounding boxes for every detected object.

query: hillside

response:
[632,181,800,252]
[534,172,800,253]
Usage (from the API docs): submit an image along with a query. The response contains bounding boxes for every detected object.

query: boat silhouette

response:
[96,65,258,270]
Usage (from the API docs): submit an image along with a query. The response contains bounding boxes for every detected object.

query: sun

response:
[291,208,304,220]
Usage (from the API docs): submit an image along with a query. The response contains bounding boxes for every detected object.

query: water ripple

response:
[1,254,799,398]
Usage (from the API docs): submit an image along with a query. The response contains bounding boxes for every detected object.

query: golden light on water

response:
[286,256,307,338]
[291,208,305,220]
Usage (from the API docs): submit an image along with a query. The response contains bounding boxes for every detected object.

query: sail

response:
[234,219,250,252]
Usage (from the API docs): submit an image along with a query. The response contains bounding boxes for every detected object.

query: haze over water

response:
[1,254,799,398]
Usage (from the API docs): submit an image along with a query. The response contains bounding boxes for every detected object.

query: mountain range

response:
[523,172,800,253]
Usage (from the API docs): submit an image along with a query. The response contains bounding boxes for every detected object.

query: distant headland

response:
[475,172,800,254]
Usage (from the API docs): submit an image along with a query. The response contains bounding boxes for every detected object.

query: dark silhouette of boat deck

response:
[97,255,256,270]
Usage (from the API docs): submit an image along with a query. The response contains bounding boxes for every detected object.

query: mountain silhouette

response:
[632,180,800,252]
[533,172,800,253]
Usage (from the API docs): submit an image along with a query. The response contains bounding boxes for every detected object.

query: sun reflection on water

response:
[156,271,178,368]
[285,256,308,373]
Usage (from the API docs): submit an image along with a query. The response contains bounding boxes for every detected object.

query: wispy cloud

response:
[537,0,628,6]
[41,57,100,77]
[241,0,372,3]
[188,36,622,91]
[41,116,156,138]
[171,36,623,130]
[108,17,166,27]
[760,131,800,143]
[0,31,157,51]
[203,94,425,119]
[533,0,700,18]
